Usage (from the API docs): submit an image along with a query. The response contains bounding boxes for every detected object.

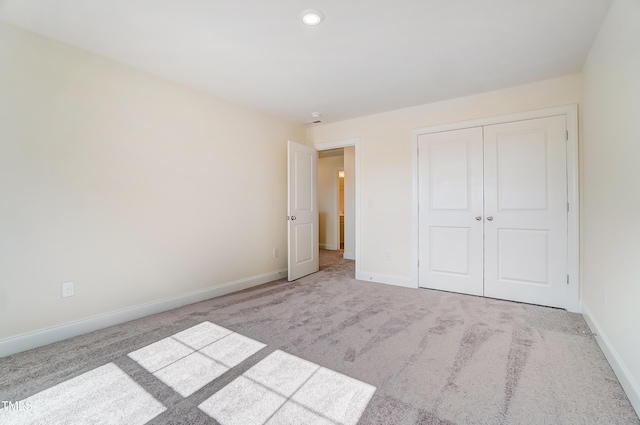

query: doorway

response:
[339,169,345,250]
[315,139,360,273]
[318,148,344,252]
[318,147,355,261]
[288,139,360,281]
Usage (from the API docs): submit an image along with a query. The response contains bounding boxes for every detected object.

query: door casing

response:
[411,105,580,312]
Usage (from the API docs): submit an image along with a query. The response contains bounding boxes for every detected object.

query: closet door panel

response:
[483,116,568,308]
[418,128,484,296]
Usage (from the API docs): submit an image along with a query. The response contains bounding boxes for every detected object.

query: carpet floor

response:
[1,250,638,424]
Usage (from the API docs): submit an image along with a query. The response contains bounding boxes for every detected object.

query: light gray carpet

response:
[1,250,638,424]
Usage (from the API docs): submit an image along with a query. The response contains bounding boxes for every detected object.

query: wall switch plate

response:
[61,281,74,298]
[273,248,279,258]
[385,251,392,260]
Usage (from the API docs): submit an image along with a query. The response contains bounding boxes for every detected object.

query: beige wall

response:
[0,22,305,339]
[308,74,583,281]
[318,154,343,249]
[581,0,640,409]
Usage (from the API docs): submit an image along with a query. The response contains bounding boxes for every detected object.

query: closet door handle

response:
[487,216,494,221]
[475,216,482,221]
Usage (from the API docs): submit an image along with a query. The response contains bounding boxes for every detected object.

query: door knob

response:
[475,216,482,221]
[487,216,494,221]
[291,216,297,220]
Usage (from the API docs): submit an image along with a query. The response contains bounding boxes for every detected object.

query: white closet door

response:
[418,127,484,296]
[483,116,568,308]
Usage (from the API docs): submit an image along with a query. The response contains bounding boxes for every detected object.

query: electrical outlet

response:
[385,251,392,260]
[273,248,279,258]
[61,281,74,298]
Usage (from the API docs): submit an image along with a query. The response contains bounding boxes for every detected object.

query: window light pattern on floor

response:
[199,350,376,425]
[0,363,166,425]
[128,321,265,397]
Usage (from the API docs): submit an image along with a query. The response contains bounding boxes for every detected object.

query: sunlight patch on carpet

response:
[128,321,265,397]
[0,363,165,425]
[199,350,376,425]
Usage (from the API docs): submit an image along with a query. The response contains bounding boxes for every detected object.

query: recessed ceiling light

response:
[301,9,325,26]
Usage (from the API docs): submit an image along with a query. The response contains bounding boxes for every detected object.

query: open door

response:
[288,140,319,281]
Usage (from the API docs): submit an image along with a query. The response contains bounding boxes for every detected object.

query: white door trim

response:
[411,105,580,312]
[314,138,361,276]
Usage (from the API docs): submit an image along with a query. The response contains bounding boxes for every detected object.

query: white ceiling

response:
[0,0,612,124]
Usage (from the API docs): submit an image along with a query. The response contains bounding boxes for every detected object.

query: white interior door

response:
[483,116,568,308]
[287,140,319,281]
[418,127,484,296]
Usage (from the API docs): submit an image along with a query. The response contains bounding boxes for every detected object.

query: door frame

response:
[411,105,580,312]
[315,138,361,275]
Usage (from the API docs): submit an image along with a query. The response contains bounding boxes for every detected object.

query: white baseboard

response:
[320,244,338,250]
[343,251,355,260]
[582,302,640,416]
[356,271,415,288]
[0,269,287,358]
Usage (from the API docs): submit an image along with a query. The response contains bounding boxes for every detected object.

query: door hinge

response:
[566,274,570,284]
[567,202,570,212]
[566,130,569,141]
